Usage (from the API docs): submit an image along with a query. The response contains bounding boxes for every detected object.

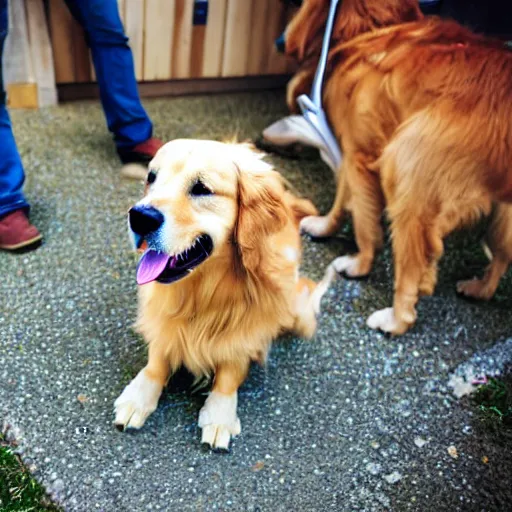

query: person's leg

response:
[64,0,162,163]
[0,0,41,250]
[0,0,29,218]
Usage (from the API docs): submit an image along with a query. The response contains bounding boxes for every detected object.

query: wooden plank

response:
[190,24,206,78]
[7,83,38,109]
[48,0,75,83]
[57,75,291,102]
[201,0,227,77]
[265,1,289,74]
[172,0,194,78]
[4,0,34,85]
[73,24,91,83]
[247,0,270,75]
[221,0,253,77]
[144,0,174,80]
[25,0,58,106]
[124,0,145,80]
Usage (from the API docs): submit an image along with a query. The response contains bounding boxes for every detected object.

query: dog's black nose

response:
[129,205,164,236]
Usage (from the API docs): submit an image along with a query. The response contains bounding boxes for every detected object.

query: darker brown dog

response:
[284,0,512,334]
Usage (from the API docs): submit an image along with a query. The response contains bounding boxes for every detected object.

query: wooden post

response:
[144,0,174,80]
[4,0,37,108]
[124,0,145,80]
[25,0,58,107]
[200,0,227,77]
[172,0,194,78]
[221,0,253,77]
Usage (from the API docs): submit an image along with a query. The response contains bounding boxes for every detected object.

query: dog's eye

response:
[147,170,157,184]
[190,180,213,197]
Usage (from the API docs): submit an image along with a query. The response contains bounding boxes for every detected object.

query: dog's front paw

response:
[114,370,163,431]
[332,254,372,278]
[366,307,410,335]
[198,391,241,452]
[456,278,494,300]
[300,215,336,238]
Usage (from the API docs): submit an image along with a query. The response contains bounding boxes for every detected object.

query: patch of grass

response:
[472,376,512,429]
[0,435,59,511]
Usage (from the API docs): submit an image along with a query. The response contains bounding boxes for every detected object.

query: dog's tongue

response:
[136,250,174,285]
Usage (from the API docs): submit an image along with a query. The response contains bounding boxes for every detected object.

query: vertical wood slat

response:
[189,22,206,78]
[264,1,289,74]
[247,0,270,76]
[172,0,194,78]
[4,0,34,84]
[73,24,91,83]
[48,0,75,83]
[25,0,58,106]
[221,0,253,77]
[200,0,227,77]
[144,0,174,80]
[125,0,145,80]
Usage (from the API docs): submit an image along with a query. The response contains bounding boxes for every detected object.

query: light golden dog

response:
[284,0,512,335]
[114,140,332,450]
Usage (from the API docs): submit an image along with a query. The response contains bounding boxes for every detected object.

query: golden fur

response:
[285,0,512,334]
[114,139,331,449]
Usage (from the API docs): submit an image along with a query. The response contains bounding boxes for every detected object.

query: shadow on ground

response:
[0,91,511,511]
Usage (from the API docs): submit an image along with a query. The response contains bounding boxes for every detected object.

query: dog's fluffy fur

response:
[285,0,512,334]
[114,140,332,449]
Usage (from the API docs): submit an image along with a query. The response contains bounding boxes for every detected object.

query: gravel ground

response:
[1,91,511,511]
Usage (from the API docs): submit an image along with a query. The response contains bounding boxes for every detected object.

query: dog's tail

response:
[284,191,319,226]
[293,264,336,339]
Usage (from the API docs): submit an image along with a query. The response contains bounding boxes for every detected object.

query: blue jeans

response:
[0,0,152,218]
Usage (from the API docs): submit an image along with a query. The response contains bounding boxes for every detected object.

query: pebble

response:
[366,463,382,475]
[414,437,428,448]
[384,471,403,484]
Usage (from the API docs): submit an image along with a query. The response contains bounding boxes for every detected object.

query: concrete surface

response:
[1,91,511,511]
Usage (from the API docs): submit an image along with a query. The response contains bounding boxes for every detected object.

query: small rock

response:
[448,446,458,459]
[92,478,104,490]
[366,462,382,475]
[384,471,403,484]
[414,437,428,448]
[252,461,265,472]
[53,479,65,493]
[482,455,489,464]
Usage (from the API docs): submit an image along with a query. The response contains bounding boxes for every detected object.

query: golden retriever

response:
[284,0,512,334]
[113,140,332,450]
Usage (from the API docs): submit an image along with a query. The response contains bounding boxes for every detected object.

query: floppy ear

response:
[285,0,327,62]
[234,164,288,274]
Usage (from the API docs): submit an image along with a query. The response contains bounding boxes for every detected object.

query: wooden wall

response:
[3,0,57,108]
[49,0,294,85]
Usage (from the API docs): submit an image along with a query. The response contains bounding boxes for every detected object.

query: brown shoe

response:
[0,210,42,252]
[117,137,164,164]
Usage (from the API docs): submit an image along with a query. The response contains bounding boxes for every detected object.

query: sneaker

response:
[0,210,42,252]
[117,137,164,165]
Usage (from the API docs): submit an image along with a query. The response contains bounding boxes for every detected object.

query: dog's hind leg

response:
[300,163,351,238]
[329,153,384,278]
[366,120,445,334]
[457,203,512,300]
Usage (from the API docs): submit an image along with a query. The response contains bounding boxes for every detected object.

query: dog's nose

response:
[129,205,164,236]
[275,32,286,53]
